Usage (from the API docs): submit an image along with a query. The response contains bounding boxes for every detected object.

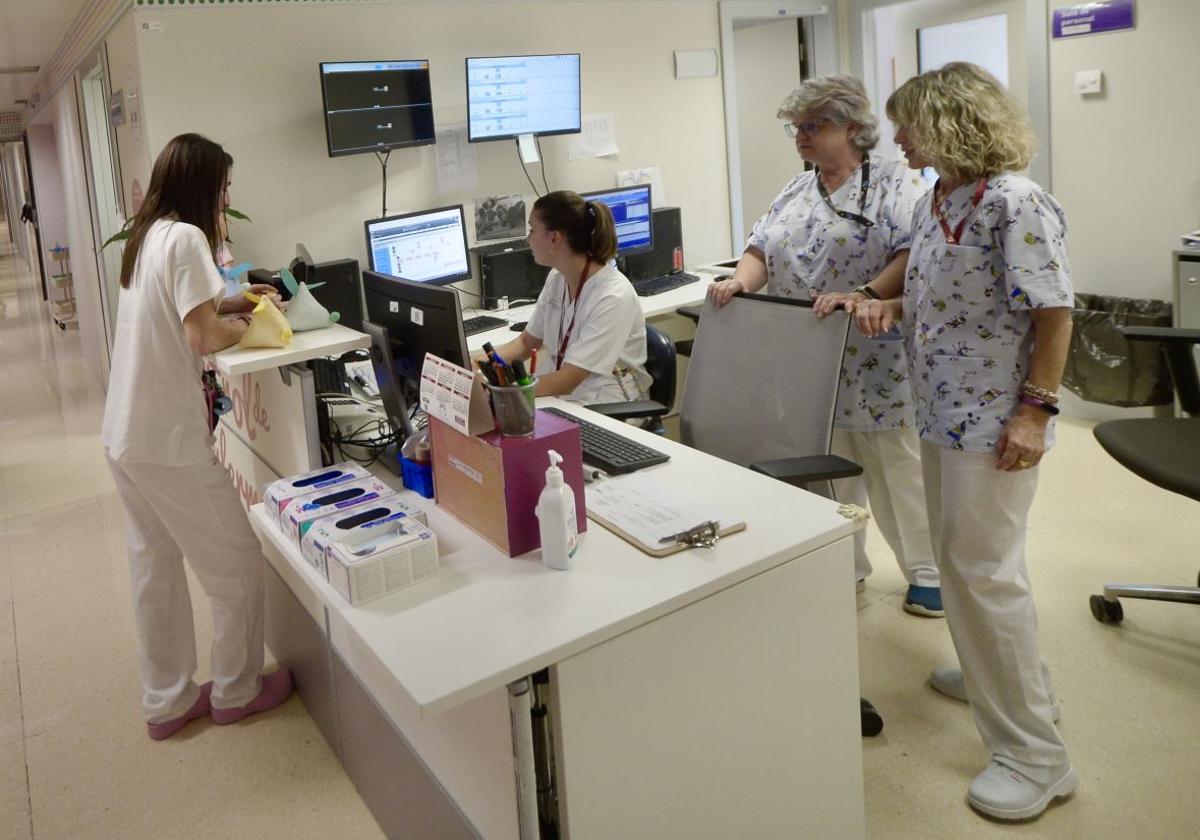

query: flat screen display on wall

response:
[465,54,581,142]
[320,60,436,157]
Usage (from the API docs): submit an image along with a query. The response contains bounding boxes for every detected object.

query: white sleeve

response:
[167,223,224,322]
[562,290,639,375]
[525,271,560,342]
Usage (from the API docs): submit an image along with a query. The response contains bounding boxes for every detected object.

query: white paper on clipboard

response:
[585,472,733,551]
[418,353,492,436]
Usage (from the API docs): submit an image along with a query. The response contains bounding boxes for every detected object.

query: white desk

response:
[462,270,715,355]
[250,398,866,839]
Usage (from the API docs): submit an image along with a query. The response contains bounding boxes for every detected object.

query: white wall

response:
[131,1,731,277]
[1048,0,1199,301]
[733,19,804,244]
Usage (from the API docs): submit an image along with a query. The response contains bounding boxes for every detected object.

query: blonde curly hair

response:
[885,62,1037,182]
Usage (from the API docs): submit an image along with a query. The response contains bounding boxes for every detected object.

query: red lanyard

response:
[932,177,988,245]
[555,262,593,371]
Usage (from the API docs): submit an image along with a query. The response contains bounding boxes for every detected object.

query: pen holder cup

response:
[485,379,537,437]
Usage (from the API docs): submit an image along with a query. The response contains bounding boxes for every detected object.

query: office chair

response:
[585,323,676,434]
[1089,326,1200,624]
[678,294,880,735]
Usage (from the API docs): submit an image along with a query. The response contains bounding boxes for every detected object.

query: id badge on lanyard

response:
[555,263,592,371]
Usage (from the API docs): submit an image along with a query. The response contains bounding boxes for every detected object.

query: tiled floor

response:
[1,220,1198,839]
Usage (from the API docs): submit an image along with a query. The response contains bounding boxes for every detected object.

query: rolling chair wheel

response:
[860,698,884,737]
[1089,594,1124,624]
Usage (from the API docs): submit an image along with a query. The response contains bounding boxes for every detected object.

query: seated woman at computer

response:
[490,191,651,404]
[707,75,942,617]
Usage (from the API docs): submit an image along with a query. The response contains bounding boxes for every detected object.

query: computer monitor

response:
[579,184,653,257]
[319,60,435,157]
[364,205,471,286]
[360,320,414,445]
[465,54,581,142]
[362,270,471,401]
[309,259,366,332]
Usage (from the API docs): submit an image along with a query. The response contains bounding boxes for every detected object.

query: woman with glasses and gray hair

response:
[708,74,941,617]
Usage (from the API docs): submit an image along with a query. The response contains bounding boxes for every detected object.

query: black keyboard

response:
[631,271,701,297]
[541,407,670,475]
[309,358,350,395]
[463,315,508,335]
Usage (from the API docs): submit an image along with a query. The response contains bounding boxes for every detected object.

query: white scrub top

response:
[102,219,225,466]
[526,262,651,404]
[748,153,928,431]
[903,173,1073,453]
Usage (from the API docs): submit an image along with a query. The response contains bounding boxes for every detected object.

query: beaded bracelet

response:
[1020,381,1060,406]
[1020,394,1060,416]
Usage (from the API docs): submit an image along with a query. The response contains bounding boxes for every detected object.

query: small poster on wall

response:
[108,90,125,127]
[1052,0,1135,39]
[474,194,527,242]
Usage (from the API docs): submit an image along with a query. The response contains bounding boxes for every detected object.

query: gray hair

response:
[777,74,879,152]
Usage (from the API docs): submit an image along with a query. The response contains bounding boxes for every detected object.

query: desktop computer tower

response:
[473,241,550,308]
[624,206,683,281]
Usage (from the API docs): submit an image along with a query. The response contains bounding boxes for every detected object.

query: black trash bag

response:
[1061,293,1174,407]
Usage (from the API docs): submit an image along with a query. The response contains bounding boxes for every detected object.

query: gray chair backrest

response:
[680,294,850,468]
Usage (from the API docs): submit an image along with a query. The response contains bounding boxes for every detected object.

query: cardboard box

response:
[263,462,372,528]
[326,519,439,605]
[300,498,428,576]
[281,477,396,544]
[429,409,586,556]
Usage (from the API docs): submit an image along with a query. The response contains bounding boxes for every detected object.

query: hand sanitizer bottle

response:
[536,449,578,570]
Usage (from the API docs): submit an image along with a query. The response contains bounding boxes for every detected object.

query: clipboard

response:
[584,472,747,557]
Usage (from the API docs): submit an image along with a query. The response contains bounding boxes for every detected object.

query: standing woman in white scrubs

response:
[491,190,651,404]
[852,63,1076,820]
[708,75,942,617]
[102,133,292,740]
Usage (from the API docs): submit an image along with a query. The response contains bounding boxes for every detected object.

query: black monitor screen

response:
[466,53,581,142]
[320,60,435,157]
[362,271,470,397]
[579,184,653,256]
[364,205,470,286]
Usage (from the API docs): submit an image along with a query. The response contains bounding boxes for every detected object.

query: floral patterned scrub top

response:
[903,173,1073,453]
[748,154,928,431]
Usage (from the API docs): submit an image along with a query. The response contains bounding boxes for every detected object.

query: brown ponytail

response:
[532,190,617,264]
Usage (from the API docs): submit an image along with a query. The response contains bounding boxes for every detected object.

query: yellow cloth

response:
[239,296,292,348]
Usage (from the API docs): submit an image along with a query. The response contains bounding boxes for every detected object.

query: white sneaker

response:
[967,760,1078,820]
[929,667,1061,723]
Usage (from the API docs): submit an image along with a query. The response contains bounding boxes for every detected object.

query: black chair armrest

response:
[1118,326,1200,415]
[584,400,669,421]
[1118,326,1200,344]
[750,455,862,487]
[676,304,702,323]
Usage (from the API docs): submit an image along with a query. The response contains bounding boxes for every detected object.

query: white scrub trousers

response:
[920,441,1069,773]
[107,455,265,724]
[832,427,939,587]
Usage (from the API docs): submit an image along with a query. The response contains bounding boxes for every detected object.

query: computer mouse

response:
[509,321,528,332]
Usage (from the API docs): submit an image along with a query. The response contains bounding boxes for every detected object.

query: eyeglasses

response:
[784,120,826,138]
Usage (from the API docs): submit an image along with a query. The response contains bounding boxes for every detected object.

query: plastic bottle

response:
[536,449,579,570]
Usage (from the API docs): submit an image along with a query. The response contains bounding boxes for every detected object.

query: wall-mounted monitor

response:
[320,60,435,157]
[579,184,653,257]
[465,53,581,142]
[364,205,470,287]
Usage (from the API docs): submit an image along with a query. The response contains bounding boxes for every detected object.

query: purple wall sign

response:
[1053,1,1136,39]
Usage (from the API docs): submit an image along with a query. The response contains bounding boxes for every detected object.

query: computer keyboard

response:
[631,271,701,297]
[463,315,508,336]
[309,358,350,395]
[541,407,670,475]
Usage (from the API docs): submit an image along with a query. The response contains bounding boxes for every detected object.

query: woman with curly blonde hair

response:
[849,62,1077,820]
